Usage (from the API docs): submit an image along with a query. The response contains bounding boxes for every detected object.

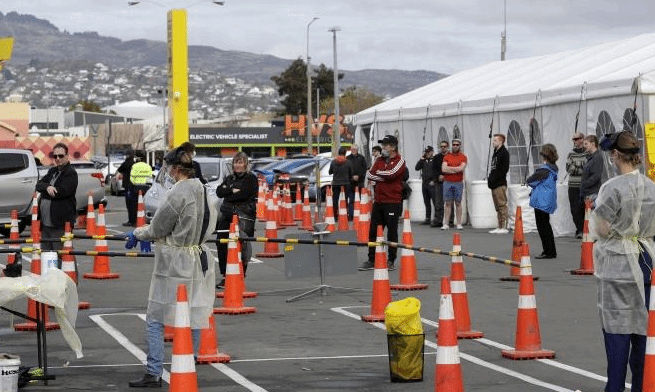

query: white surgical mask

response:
[381,150,390,157]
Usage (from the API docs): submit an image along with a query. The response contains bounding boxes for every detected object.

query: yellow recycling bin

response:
[385,297,424,382]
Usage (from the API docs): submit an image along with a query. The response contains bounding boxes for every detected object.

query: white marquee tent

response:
[354,33,655,236]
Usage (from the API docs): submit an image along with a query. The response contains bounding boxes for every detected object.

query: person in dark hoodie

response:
[329,146,353,222]
[580,134,603,206]
[215,152,259,288]
[347,144,368,220]
[527,143,559,259]
[487,134,510,234]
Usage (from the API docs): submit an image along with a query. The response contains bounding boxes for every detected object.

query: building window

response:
[529,118,543,173]
[506,120,528,184]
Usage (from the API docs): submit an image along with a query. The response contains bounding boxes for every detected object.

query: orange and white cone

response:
[357,188,370,243]
[352,187,361,234]
[30,192,39,238]
[282,184,297,227]
[434,276,465,392]
[301,185,314,231]
[256,180,267,221]
[85,193,96,236]
[294,183,303,221]
[83,204,120,279]
[214,221,257,315]
[164,325,174,342]
[217,216,257,299]
[136,191,146,228]
[642,272,655,389]
[500,206,538,281]
[273,187,285,230]
[196,315,231,364]
[449,233,482,339]
[6,209,19,266]
[390,210,428,291]
[169,284,199,392]
[501,243,555,360]
[361,225,392,322]
[255,197,284,258]
[571,199,594,275]
[61,222,91,309]
[14,221,60,331]
[324,186,336,232]
[337,186,349,231]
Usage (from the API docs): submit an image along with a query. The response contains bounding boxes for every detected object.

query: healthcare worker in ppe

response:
[591,130,655,392]
[127,146,218,388]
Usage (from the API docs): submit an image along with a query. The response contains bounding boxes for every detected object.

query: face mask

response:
[381,150,390,157]
[164,170,176,189]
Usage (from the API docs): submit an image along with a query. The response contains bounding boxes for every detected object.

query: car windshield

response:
[200,162,220,181]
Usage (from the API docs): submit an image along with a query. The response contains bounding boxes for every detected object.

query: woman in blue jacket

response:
[527,143,559,259]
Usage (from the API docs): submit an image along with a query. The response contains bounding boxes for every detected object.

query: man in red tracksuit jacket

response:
[359,134,407,271]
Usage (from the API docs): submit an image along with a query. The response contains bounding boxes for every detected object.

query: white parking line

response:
[332,306,577,392]
[91,313,267,392]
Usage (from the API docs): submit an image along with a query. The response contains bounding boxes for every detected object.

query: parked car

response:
[0,149,39,236]
[307,153,337,202]
[253,158,316,187]
[144,157,231,222]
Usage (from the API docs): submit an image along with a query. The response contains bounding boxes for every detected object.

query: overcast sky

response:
[1,1,654,74]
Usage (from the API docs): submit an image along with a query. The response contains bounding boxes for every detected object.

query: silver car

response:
[144,157,231,222]
[0,149,39,236]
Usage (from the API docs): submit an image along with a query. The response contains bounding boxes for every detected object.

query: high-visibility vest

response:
[130,161,153,185]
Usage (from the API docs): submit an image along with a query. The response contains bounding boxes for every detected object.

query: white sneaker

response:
[489,228,500,234]
[441,224,449,230]
[496,228,509,234]
[456,224,464,230]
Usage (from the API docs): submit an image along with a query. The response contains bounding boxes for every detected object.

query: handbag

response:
[402,181,412,200]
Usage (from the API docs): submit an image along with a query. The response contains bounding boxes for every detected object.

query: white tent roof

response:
[356,33,655,124]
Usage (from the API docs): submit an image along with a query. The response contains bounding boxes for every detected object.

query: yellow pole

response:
[167,10,189,149]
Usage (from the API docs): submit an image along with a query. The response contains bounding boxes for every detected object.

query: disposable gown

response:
[590,170,655,334]
[134,178,218,329]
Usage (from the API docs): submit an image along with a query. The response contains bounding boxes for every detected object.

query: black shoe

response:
[129,373,162,388]
[388,262,395,271]
[122,222,136,227]
[534,253,556,259]
[430,221,440,227]
[420,220,431,225]
[575,231,583,239]
[358,261,375,271]
[215,278,225,289]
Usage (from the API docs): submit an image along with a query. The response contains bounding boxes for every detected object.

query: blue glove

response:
[125,232,138,249]
[140,240,151,253]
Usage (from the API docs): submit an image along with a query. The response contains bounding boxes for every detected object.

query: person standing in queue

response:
[116,152,136,226]
[215,152,258,289]
[126,146,217,388]
[487,134,510,234]
[527,143,559,259]
[180,141,207,184]
[591,130,655,392]
[36,142,78,258]
[359,135,407,271]
[415,145,438,225]
[566,132,587,238]
[347,144,368,220]
[441,138,467,230]
[329,146,353,222]
[580,134,603,205]
[130,152,153,217]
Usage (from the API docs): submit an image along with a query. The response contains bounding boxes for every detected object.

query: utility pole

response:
[306,17,319,156]
[329,27,341,156]
[501,0,507,61]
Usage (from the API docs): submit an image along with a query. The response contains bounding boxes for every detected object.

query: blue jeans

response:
[146,318,201,376]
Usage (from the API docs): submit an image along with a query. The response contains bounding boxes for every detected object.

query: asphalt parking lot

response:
[0,195,617,391]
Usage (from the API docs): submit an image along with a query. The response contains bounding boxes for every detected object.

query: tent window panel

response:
[453,125,461,140]
[437,126,449,145]
[596,110,616,182]
[622,108,644,174]
[530,119,543,172]
[506,120,528,184]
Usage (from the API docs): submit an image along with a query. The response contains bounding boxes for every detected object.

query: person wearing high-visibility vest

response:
[129,153,153,224]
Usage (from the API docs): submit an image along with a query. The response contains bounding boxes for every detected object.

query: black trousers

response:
[568,186,584,234]
[216,213,255,277]
[534,209,556,257]
[421,183,438,221]
[367,202,403,263]
[124,186,136,224]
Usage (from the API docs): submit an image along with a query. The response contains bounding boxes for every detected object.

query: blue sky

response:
[1,0,653,74]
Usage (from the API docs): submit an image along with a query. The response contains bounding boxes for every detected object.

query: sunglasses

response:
[452,143,461,146]
[54,154,67,159]
[572,137,582,141]
[440,145,448,148]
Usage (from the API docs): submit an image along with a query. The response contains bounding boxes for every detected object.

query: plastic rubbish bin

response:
[385,298,424,382]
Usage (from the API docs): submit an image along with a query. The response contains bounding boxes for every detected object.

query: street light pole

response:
[501,0,507,61]
[328,27,340,156]
[306,17,319,156]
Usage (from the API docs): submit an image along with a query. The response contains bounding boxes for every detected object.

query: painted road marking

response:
[332,306,577,392]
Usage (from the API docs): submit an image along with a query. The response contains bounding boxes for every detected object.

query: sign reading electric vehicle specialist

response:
[190,126,292,145]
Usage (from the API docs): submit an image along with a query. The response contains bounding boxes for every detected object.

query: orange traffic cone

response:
[500,206,535,281]
[449,233,482,339]
[14,221,60,331]
[83,204,120,279]
[6,209,19,266]
[294,183,303,221]
[85,193,96,236]
[352,187,361,234]
[169,284,199,392]
[571,199,594,275]
[273,186,285,230]
[324,186,336,232]
[501,243,555,360]
[361,225,392,322]
[136,191,146,228]
[642,272,655,389]
[301,185,314,231]
[256,180,266,221]
[217,216,257,299]
[337,186,349,231]
[391,210,428,291]
[255,197,284,258]
[196,315,231,364]
[434,276,465,392]
[214,221,257,315]
[30,193,39,238]
[282,184,297,227]
[357,188,370,243]
[61,222,91,310]
[164,325,174,342]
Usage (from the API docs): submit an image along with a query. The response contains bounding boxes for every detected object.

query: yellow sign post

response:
[167,10,189,149]
[0,37,14,71]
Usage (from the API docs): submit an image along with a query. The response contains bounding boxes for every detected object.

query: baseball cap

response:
[378,135,398,145]
[424,146,434,152]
